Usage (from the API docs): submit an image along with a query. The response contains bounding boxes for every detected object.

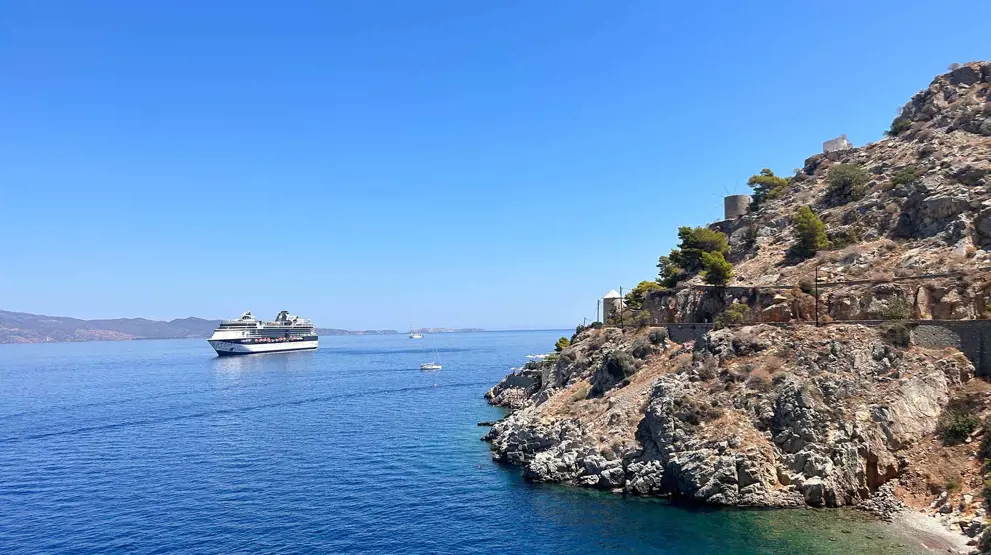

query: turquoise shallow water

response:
[0,331,926,554]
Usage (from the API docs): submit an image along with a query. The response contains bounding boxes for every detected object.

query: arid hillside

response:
[644,62,991,326]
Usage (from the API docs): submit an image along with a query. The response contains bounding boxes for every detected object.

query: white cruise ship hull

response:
[209,339,318,356]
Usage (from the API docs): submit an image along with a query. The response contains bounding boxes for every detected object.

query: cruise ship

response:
[208,311,318,356]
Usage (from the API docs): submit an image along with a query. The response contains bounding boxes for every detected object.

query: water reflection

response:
[212,350,317,379]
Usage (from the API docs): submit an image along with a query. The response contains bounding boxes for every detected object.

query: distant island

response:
[411,327,486,334]
[316,328,399,336]
[317,327,484,336]
[0,310,484,344]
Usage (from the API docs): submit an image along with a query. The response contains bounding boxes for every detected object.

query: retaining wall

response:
[910,320,991,377]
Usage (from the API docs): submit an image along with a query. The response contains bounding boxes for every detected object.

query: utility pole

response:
[596,299,601,323]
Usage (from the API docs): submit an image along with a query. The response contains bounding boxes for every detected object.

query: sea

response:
[0,331,930,554]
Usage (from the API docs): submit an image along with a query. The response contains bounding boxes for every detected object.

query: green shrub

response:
[980,523,991,551]
[590,351,638,396]
[945,476,961,493]
[624,280,663,310]
[672,396,723,427]
[828,227,860,250]
[826,164,869,203]
[881,322,911,347]
[631,338,654,360]
[715,303,749,328]
[939,412,980,444]
[633,310,652,328]
[979,430,991,462]
[891,166,919,186]
[880,299,912,321]
[792,206,828,259]
[742,220,759,249]
[554,337,571,352]
[701,251,733,285]
[647,327,668,345]
[568,383,590,403]
[747,168,790,209]
[886,116,913,137]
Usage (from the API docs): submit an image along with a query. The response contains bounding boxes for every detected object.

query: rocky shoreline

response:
[482,324,989,552]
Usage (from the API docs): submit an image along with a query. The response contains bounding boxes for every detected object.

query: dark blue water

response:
[1,332,924,554]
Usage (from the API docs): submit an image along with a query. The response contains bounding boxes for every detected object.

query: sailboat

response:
[420,344,442,371]
[409,324,424,339]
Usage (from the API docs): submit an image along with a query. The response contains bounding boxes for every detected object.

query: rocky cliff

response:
[485,325,988,533]
[484,62,991,548]
[487,325,962,502]
[645,61,991,325]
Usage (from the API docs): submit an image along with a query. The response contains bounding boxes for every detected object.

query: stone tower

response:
[724,195,750,219]
[603,290,623,323]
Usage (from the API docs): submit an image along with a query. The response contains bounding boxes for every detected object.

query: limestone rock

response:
[484,324,976,514]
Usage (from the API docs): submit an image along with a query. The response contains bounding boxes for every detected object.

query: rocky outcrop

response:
[484,325,977,511]
[898,63,991,137]
[858,482,904,521]
[485,362,546,409]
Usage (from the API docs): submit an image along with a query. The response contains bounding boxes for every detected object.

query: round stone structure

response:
[724,195,751,219]
[602,290,623,323]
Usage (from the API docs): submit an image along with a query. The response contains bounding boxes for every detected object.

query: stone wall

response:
[821,320,991,376]
[910,320,991,377]
[665,323,714,344]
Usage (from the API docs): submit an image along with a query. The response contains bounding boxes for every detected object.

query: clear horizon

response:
[2,1,989,330]
[0,306,573,332]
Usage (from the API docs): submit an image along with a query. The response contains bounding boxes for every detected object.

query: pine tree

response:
[793,206,828,259]
[701,251,733,285]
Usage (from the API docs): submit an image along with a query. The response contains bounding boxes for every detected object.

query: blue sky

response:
[1,1,989,330]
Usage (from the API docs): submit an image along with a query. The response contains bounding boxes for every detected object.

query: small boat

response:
[409,324,424,339]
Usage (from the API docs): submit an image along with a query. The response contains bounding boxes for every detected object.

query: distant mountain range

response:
[0,310,483,344]
[0,310,220,344]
